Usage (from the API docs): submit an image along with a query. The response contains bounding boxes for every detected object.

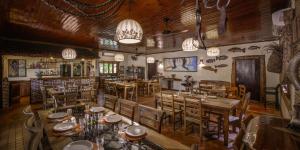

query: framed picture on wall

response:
[8,59,26,77]
[73,63,82,76]
[164,56,198,72]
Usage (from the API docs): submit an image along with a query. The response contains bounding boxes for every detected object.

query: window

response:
[99,62,119,74]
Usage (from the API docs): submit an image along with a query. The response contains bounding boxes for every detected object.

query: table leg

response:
[232,108,237,133]
[124,87,127,100]
[223,111,229,146]
[147,83,150,96]
[135,86,138,102]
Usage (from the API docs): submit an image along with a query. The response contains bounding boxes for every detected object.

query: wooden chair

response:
[23,105,34,116]
[183,95,207,138]
[161,91,183,133]
[138,104,165,133]
[106,82,118,96]
[118,99,137,124]
[238,84,247,100]
[127,84,137,101]
[150,81,161,96]
[64,86,79,105]
[219,92,251,133]
[137,81,147,96]
[227,86,238,99]
[40,86,55,109]
[78,89,93,103]
[103,94,118,111]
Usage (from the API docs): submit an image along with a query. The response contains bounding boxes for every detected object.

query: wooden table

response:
[137,80,158,96]
[109,82,137,101]
[156,93,240,146]
[202,97,240,146]
[163,78,182,90]
[38,108,189,150]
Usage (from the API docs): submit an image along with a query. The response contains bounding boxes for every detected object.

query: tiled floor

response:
[0,94,280,150]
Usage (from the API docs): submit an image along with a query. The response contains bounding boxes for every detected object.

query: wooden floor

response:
[0,93,280,150]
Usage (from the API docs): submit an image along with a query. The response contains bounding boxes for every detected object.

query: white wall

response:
[148,41,280,90]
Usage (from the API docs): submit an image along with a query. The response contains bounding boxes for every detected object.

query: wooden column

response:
[0,55,2,109]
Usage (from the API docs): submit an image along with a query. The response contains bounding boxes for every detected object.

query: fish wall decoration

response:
[206,59,216,63]
[248,46,260,50]
[202,66,217,73]
[215,64,228,68]
[216,55,228,61]
[228,47,246,53]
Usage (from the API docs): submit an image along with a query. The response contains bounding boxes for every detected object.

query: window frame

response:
[99,61,119,75]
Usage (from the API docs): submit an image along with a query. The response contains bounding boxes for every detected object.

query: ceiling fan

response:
[131,48,143,61]
[152,17,186,37]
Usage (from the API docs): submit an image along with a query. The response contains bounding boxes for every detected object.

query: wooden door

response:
[147,62,157,80]
[235,59,260,100]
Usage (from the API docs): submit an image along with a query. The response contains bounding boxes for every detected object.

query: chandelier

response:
[147,57,155,63]
[114,54,124,61]
[207,47,220,56]
[182,38,199,51]
[116,19,143,44]
[62,48,77,59]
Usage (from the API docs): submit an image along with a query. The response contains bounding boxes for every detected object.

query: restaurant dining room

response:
[0,0,300,149]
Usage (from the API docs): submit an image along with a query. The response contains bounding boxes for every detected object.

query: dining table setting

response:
[39,103,189,150]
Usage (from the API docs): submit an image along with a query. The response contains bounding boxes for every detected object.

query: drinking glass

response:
[67,108,72,116]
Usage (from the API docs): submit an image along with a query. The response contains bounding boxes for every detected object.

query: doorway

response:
[232,55,266,101]
[147,61,157,80]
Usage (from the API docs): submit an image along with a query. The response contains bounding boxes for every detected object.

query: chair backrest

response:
[183,95,202,122]
[160,91,175,113]
[106,82,117,96]
[23,105,34,116]
[138,104,164,133]
[103,94,118,111]
[81,90,93,101]
[239,92,251,121]
[40,86,47,102]
[238,85,246,100]
[64,86,78,104]
[118,99,137,124]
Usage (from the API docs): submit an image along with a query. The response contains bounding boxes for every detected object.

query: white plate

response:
[207,95,217,99]
[53,122,76,132]
[105,114,122,123]
[48,112,67,119]
[90,107,105,113]
[125,125,146,137]
[63,140,93,150]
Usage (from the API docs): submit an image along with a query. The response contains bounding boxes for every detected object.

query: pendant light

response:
[182,38,199,51]
[114,54,124,62]
[207,47,220,56]
[115,0,143,44]
[147,57,155,63]
[62,48,77,59]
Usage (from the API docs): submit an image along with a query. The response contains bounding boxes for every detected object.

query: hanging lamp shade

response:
[114,54,124,62]
[115,19,143,44]
[62,48,77,59]
[182,38,199,51]
[147,57,155,63]
[207,47,220,56]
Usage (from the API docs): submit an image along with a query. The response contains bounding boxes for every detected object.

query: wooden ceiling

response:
[0,0,289,54]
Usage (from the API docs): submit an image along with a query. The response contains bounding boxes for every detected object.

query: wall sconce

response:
[198,59,205,67]
[158,61,164,69]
